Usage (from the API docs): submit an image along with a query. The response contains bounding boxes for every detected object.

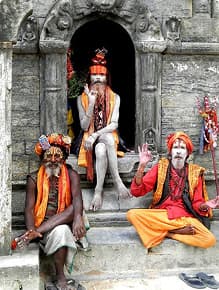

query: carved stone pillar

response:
[135,41,166,151]
[40,42,68,135]
[0,42,12,255]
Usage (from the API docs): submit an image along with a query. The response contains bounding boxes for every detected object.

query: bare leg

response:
[101,134,130,199]
[54,247,67,284]
[54,247,77,290]
[89,143,108,211]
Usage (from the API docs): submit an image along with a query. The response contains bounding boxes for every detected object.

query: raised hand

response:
[84,83,98,104]
[138,143,152,167]
[204,196,219,209]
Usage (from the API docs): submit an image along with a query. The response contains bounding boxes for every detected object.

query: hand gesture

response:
[138,143,152,167]
[84,83,97,104]
[14,229,42,249]
[204,196,219,209]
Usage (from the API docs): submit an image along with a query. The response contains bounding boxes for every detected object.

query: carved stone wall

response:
[0,0,32,256]
[38,0,166,151]
[7,0,219,185]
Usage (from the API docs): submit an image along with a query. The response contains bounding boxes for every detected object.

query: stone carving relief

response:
[16,15,38,47]
[41,0,73,41]
[193,0,211,14]
[40,0,164,45]
[165,16,181,42]
[143,128,157,152]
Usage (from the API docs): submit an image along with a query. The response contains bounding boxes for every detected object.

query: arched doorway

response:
[69,19,135,150]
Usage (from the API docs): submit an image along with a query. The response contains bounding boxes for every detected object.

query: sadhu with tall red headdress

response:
[127,131,216,249]
[77,48,131,211]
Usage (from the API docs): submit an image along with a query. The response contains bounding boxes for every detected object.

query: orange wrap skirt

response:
[126,209,216,249]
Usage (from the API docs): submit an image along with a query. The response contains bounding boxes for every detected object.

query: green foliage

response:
[68,72,87,99]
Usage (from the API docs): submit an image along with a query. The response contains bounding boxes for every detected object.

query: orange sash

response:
[34,164,71,227]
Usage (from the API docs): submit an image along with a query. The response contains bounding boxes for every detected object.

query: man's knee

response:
[95,143,107,159]
[204,233,216,248]
[51,224,71,238]
[99,133,115,146]
[126,209,137,223]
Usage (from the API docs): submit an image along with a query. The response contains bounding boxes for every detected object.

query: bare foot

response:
[169,225,196,235]
[117,183,131,199]
[89,191,103,211]
[55,279,76,290]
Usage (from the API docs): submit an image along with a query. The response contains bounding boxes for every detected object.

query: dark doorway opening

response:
[70,18,135,150]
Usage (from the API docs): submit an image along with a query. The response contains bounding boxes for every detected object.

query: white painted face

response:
[171,139,188,169]
[90,74,107,84]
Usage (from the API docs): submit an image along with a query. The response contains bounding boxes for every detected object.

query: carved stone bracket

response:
[40,40,69,54]
[135,41,166,53]
[13,15,38,53]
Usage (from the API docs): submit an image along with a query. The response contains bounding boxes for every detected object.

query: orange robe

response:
[127,158,216,249]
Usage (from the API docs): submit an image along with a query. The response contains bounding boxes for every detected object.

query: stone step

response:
[79,273,219,290]
[68,221,219,283]
[0,243,43,290]
[81,271,219,290]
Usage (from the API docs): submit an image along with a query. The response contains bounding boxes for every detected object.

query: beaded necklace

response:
[168,163,187,201]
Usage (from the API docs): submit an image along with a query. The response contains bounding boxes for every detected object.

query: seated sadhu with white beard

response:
[127,131,216,249]
[16,133,86,290]
[77,48,130,211]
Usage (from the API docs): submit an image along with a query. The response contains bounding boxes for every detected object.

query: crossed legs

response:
[127,208,216,249]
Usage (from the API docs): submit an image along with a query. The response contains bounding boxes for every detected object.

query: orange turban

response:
[166,131,194,155]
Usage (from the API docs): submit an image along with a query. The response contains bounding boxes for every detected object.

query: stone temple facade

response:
[1,0,219,256]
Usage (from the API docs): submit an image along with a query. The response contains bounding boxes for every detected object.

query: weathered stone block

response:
[12,155,29,181]
[12,54,40,76]
[12,126,40,140]
[12,110,39,127]
[12,141,25,155]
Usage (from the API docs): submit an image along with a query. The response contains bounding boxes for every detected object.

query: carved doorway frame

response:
[39,0,167,151]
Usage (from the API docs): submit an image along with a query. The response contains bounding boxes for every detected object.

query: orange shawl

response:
[150,158,212,217]
[78,86,120,181]
[34,164,72,227]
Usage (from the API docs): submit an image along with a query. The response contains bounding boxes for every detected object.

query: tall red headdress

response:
[89,48,108,75]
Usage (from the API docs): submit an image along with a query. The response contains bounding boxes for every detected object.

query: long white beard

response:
[171,158,185,170]
[45,162,62,178]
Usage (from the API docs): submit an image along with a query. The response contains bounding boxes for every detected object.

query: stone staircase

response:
[10,152,219,289]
